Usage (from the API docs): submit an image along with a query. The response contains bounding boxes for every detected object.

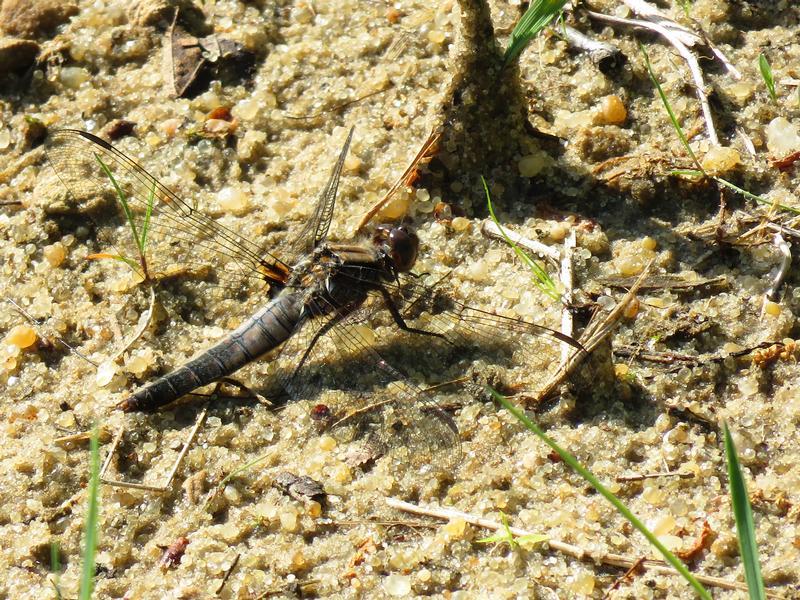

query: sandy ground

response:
[1,0,799,598]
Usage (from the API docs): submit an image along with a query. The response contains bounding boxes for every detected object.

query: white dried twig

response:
[587,10,717,144]
[585,0,743,146]
[480,220,561,263]
[765,233,792,302]
[101,408,207,491]
[385,497,772,596]
[109,285,156,363]
[559,228,576,362]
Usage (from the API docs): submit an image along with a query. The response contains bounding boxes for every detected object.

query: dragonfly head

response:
[373,225,419,273]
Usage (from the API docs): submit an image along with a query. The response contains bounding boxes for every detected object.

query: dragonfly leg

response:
[377,286,448,341]
[293,301,360,376]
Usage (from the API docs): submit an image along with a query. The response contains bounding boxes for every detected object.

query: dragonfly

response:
[45,128,582,471]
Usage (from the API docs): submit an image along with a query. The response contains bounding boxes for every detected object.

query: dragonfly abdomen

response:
[117,291,305,412]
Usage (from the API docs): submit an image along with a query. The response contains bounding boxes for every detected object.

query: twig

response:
[559,24,624,71]
[53,427,112,447]
[586,9,719,144]
[559,228,576,363]
[613,341,779,367]
[615,471,694,483]
[356,129,440,232]
[622,0,741,78]
[764,232,792,302]
[101,408,207,491]
[764,222,800,242]
[109,285,156,362]
[480,220,561,263]
[385,497,782,597]
[99,427,124,478]
[214,553,240,596]
[535,261,654,402]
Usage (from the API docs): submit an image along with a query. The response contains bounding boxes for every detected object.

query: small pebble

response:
[701,145,741,174]
[318,435,337,452]
[427,29,445,44]
[549,222,568,242]
[596,295,616,311]
[223,484,242,504]
[597,94,627,125]
[642,484,665,505]
[279,507,299,532]
[622,296,640,319]
[763,300,781,316]
[450,216,470,232]
[218,187,250,214]
[640,236,657,251]
[568,572,595,595]
[518,153,549,177]
[616,255,645,276]
[383,574,412,597]
[307,501,322,517]
[343,154,361,172]
[6,324,37,349]
[647,297,668,309]
[443,517,467,539]
[43,242,67,267]
[0,38,40,75]
[95,360,118,387]
[378,193,409,220]
[59,67,90,89]
[386,7,402,24]
[765,117,800,156]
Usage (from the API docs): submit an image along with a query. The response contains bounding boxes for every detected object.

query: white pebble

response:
[95,360,118,387]
[60,67,90,89]
[383,574,412,596]
[765,117,800,155]
[218,187,250,214]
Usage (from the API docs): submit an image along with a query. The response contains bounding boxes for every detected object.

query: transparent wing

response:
[393,275,583,352]
[44,129,291,293]
[269,290,461,473]
[283,127,354,262]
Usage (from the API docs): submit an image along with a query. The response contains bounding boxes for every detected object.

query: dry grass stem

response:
[585,0,742,145]
[100,409,207,492]
[386,497,782,597]
[480,220,561,263]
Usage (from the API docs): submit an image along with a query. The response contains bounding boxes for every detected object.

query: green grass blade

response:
[669,170,800,214]
[490,388,712,600]
[713,177,800,214]
[639,43,704,173]
[758,54,777,103]
[79,426,101,600]
[50,540,62,600]
[724,423,766,600]
[94,154,142,251]
[504,0,568,65]
[483,177,561,301]
[140,179,156,250]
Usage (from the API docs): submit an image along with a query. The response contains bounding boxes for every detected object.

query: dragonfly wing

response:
[282,127,354,262]
[393,275,582,350]
[44,129,290,294]
[270,291,461,473]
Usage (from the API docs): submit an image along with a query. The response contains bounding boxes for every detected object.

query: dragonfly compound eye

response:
[388,226,418,272]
